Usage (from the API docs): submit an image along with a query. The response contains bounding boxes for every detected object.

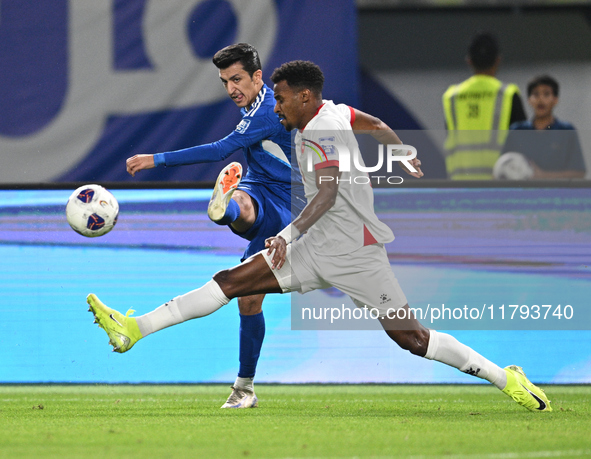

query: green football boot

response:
[502,365,552,412]
[87,293,142,353]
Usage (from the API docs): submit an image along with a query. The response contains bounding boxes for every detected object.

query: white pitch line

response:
[405,450,591,459]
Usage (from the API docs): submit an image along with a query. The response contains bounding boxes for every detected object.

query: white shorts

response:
[261,236,408,316]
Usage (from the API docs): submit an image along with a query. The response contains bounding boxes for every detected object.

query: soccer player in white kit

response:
[88,60,551,412]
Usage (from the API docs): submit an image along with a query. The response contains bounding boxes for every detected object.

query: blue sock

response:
[238,312,265,378]
[215,199,240,226]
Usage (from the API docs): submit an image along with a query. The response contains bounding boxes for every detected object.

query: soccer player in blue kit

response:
[125,44,422,408]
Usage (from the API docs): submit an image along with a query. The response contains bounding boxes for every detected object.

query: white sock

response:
[135,280,229,337]
[424,330,507,389]
[234,376,254,392]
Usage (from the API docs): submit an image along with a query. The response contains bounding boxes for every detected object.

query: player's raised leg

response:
[87,253,282,353]
[378,308,551,411]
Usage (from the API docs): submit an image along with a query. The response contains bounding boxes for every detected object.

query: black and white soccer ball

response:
[493,152,534,180]
[66,184,119,237]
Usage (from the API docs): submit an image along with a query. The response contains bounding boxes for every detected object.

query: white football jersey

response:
[294,100,394,256]
[333,102,355,124]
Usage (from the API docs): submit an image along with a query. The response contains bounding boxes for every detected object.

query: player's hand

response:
[126,154,155,177]
[399,150,423,178]
[265,236,288,270]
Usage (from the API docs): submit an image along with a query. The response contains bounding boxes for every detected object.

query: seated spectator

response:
[502,75,586,179]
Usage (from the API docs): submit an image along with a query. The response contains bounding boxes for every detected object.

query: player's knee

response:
[399,329,430,357]
[213,269,233,293]
[233,192,254,216]
[230,192,257,232]
[238,296,263,315]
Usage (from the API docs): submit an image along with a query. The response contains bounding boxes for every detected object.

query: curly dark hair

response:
[212,43,261,77]
[468,32,499,71]
[270,60,324,97]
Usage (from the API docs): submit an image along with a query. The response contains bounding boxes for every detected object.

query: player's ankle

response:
[235,376,254,392]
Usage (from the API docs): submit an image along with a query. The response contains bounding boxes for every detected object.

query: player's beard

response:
[279,117,294,131]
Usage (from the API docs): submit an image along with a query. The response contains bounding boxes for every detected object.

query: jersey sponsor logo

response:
[235,119,251,134]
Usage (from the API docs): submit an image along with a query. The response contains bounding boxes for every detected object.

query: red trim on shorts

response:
[314,160,339,170]
[363,225,378,246]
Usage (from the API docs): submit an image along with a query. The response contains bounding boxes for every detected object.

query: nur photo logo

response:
[301,139,417,184]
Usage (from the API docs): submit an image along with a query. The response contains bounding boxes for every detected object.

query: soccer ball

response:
[66,184,119,237]
[493,152,534,180]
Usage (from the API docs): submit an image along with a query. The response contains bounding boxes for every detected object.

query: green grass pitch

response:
[1,384,590,458]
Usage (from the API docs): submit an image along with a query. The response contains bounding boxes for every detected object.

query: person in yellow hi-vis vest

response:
[443,32,526,180]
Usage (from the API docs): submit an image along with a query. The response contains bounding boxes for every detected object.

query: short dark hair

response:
[212,43,261,77]
[527,75,559,97]
[468,32,499,71]
[270,60,324,97]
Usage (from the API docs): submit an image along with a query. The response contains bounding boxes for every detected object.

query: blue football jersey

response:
[154,84,302,189]
[236,85,302,186]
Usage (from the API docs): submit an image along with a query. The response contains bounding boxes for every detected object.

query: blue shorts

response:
[231,179,306,261]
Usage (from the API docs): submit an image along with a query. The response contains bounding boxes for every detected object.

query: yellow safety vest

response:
[443,75,521,180]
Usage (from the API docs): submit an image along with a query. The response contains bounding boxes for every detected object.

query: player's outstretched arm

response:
[265,166,340,269]
[351,109,402,145]
[127,113,275,174]
[126,154,155,177]
[351,108,423,178]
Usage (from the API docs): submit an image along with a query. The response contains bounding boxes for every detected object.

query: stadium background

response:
[1,0,590,384]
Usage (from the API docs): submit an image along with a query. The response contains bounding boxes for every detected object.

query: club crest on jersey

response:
[235,119,251,134]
